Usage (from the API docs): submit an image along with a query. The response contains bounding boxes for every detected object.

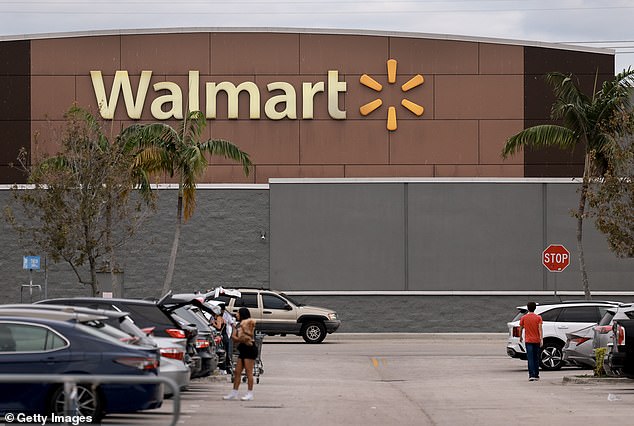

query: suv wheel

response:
[302,321,326,344]
[540,341,564,370]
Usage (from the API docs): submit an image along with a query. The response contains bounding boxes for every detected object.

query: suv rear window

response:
[557,306,599,323]
[118,303,175,329]
[599,311,615,326]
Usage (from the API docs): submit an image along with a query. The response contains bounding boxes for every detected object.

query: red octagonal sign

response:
[542,244,571,272]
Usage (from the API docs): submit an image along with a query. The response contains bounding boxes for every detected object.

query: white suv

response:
[506,301,618,370]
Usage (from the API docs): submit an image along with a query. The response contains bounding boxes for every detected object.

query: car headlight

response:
[328,313,337,320]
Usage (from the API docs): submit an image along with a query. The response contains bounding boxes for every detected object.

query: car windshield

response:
[281,293,303,307]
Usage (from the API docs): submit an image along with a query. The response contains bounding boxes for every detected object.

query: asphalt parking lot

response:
[102,334,634,426]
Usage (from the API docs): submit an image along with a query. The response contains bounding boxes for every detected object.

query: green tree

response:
[587,117,634,258]
[119,110,252,295]
[5,106,155,296]
[502,69,634,299]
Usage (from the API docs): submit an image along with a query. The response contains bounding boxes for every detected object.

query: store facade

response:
[0,29,629,331]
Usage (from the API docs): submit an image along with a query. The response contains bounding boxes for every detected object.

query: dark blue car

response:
[0,316,163,421]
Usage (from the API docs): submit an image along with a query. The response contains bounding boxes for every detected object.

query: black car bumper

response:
[325,320,341,334]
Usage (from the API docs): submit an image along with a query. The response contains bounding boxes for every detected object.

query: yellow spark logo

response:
[359,59,425,131]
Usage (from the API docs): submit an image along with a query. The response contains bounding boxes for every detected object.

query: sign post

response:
[542,244,571,299]
[21,256,42,303]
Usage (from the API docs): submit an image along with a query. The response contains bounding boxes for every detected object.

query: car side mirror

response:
[285,304,293,311]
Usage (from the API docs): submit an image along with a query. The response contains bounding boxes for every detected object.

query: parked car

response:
[37,297,202,378]
[506,300,619,370]
[593,303,634,375]
[562,324,596,368]
[0,304,190,395]
[0,316,163,421]
[213,288,341,343]
[607,318,634,378]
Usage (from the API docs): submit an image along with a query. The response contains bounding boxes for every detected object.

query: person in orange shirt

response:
[519,301,543,381]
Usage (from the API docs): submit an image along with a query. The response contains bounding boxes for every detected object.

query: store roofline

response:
[0,26,614,56]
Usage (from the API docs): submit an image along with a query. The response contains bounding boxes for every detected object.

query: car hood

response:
[297,305,336,316]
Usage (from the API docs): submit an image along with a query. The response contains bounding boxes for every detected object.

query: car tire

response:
[540,341,564,370]
[301,321,326,344]
[49,383,103,422]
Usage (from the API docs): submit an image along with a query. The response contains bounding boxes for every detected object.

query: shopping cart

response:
[231,332,265,384]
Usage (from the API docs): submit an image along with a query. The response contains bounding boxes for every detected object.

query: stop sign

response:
[542,244,571,272]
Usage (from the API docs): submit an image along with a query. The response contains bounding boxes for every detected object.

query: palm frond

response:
[502,125,576,158]
[199,138,252,176]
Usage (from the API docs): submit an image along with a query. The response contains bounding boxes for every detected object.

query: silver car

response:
[594,303,634,375]
[563,325,596,368]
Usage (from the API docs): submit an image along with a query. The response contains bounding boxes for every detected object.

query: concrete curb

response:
[326,332,507,341]
[562,375,631,385]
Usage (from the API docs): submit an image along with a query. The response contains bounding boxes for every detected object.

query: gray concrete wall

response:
[270,181,634,293]
[1,181,632,332]
[0,188,270,301]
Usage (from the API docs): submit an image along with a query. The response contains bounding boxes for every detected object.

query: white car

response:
[506,301,618,370]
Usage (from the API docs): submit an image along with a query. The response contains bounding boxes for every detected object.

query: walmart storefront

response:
[0,29,631,331]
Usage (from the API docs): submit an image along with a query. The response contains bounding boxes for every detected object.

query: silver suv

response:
[506,301,618,370]
[214,288,341,344]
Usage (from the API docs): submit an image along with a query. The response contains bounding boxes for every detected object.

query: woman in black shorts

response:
[223,307,258,401]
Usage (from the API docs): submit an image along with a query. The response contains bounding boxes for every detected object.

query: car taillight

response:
[512,326,521,338]
[115,357,160,370]
[160,347,185,361]
[571,337,591,345]
[594,325,613,334]
[617,324,626,345]
[165,328,186,339]
[195,338,210,349]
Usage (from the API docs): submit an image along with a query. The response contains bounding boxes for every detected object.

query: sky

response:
[0,0,633,72]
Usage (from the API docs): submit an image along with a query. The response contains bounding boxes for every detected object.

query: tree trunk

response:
[578,156,591,300]
[89,257,101,297]
[162,192,182,295]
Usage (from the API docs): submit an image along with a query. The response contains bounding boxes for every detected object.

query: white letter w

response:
[90,70,152,119]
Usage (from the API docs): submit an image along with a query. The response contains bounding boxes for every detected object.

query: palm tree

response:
[502,69,634,299]
[120,110,252,295]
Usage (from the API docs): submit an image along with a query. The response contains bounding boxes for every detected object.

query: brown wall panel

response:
[435,75,523,119]
[390,38,478,75]
[31,36,120,75]
[202,165,256,184]
[0,40,30,76]
[212,33,299,75]
[479,43,523,75]
[479,120,524,165]
[300,34,387,74]
[300,120,388,164]
[31,76,76,120]
[525,47,614,75]
[435,164,524,177]
[0,76,30,120]
[255,165,344,183]
[30,120,66,160]
[390,120,478,164]
[0,121,29,163]
[210,120,299,165]
[345,165,434,177]
[121,34,210,74]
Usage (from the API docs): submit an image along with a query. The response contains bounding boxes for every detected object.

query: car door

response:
[554,306,602,342]
[0,321,70,412]
[259,292,299,334]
